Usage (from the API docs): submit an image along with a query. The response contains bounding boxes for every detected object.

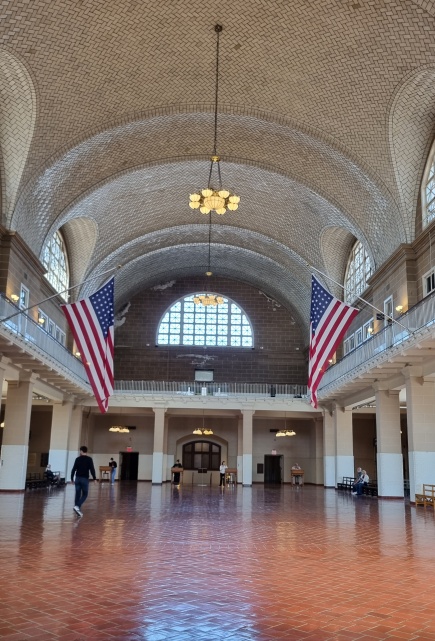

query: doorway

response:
[264,455,283,484]
[120,452,139,481]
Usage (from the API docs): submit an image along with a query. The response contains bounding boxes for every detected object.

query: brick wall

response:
[114,277,307,385]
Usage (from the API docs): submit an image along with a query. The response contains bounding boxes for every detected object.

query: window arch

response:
[157,294,253,347]
[182,441,221,470]
[42,231,69,301]
[422,140,435,229]
[344,241,373,304]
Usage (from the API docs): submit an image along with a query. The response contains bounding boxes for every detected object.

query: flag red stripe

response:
[308,278,359,409]
[63,304,111,408]
[61,278,114,413]
[309,304,355,383]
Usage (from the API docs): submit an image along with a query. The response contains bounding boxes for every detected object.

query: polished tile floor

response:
[1,483,435,641]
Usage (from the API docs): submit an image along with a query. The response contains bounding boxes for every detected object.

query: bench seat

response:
[415,484,435,507]
[337,477,355,490]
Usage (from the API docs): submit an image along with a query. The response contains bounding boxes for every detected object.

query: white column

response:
[323,410,336,487]
[242,410,254,486]
[375,387,404,498]
[237,416,243,483]
[152,407,165,484]
[0,372,37,491]
[404,367,435,502]
[333,403,354,486]
[49,401,73,479]
[312,416,323,485]
[66,406,84,478]
[163,414,169,481]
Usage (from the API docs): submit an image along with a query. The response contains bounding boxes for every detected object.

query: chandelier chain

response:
[213,24,221,157]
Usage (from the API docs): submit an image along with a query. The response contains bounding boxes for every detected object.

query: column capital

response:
[402,364,423,380]
[332,401,353,413]
[241,409,255,418]
[152,406,166,415]
[0,355,11,373]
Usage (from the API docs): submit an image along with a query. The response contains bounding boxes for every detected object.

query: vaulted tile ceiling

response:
[1,0,435,343]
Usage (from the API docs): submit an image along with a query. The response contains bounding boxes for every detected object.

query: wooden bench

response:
[415,484,435,507]
[362,481,378,497]
[25,473,47,489]
[337,477,355,491]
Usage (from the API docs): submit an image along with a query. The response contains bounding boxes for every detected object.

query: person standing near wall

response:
[109,457,117,484]
[219,461,228,487]
[172,459,182,484]
[71,446,97,517]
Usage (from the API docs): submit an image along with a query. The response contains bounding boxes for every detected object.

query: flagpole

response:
[0,265,122,325]
[308,263,413,335]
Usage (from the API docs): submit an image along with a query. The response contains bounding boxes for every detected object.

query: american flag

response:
[61,277,115,413]
[308,276,359,408]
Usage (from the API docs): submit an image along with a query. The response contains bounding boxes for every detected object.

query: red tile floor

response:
[1,483,435,641]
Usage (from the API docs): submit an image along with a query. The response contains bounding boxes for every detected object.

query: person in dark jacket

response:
[70,446,97,517]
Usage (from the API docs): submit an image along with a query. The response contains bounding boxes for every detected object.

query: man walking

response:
[71,446,97,517]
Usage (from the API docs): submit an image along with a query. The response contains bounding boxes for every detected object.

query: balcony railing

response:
[115,380,307,398]
[319,290,435,392]
[0,294,89,384]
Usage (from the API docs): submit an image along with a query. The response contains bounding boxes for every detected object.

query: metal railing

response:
[319,290,435,392]
[0,294,89,384]
[115,380,307,397]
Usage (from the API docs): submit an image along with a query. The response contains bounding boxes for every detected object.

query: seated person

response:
[353,469,369,495]
[44,464,60,485]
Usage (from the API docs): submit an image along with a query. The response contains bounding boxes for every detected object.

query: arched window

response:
[344,241,373,304]
[422,142,435,229]
[157,294,253,347]
[182,441,221,470]
[42,231,69,302]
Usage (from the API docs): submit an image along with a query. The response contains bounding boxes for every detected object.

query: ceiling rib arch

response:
[12,111,405,271]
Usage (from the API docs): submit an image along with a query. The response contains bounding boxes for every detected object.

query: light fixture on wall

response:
[276,414,296,437]
[194,213,224,307]
[395,305,403,313]
[189,25,240,216]
[193,411,214,435]
[10,293,19,303]
[38,316,45,324]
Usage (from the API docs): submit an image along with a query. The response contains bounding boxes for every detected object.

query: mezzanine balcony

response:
[318,290,435,406]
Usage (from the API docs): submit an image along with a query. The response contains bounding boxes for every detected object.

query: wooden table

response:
[291,469,304,485]
[99,466,112,482]
[225,468,237,485]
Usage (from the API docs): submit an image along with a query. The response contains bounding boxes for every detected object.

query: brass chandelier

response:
[193,411,214,436]
[276,414,296,437]
[194,213,224,307]
[189,25,240,216]
[109,425,130,433]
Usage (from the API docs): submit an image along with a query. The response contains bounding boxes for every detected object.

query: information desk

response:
[99,466,112,482]
[225,468,237,485]
[291,469,304,485]
[171,466,183,485]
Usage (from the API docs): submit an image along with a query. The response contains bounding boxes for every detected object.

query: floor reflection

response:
[0,484,434,640]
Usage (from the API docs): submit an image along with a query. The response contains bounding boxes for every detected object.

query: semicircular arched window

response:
[41,231,69,302]
[157,294,254,347]
[422,142,435,229]
[344,241,373,304]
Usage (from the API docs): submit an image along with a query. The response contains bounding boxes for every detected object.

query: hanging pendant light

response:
[276,413,296,437]
[193,411,214,435]
[189,25,240,216]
